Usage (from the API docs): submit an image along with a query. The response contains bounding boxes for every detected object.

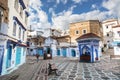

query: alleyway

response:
[0,54,120,80]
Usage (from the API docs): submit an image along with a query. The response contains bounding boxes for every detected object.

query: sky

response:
[28,0,120,30]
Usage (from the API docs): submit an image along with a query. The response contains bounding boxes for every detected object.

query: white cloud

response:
[49,8,54,14]
[72,0,87,4]
[72,0,81,3]
[61,0,68,4]
[56,0,60,4]
[51,0,120,30]
[70,5,77,11]
[28,0,51,30]
[102,0,120,18]
[56,0,68,4]
[52,9,112,30]
[91,4,97,9]
[29,0,42,9]
[29,0,120,32]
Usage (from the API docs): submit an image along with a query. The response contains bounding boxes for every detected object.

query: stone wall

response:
[69,20,102,43]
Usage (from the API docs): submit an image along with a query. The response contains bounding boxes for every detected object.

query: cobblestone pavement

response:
[0,56,48,80]
[48,55,120,80]
[0,54,120,80]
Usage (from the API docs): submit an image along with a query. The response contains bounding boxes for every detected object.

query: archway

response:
[81,45,91,62]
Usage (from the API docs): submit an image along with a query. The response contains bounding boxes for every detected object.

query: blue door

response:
[57,49,60,56]
[71,49,76,57]
[16,47,21,65]
[6,45,12,68]
[62,48,66,57]
[0,45,4,75]
[38,48,43,56]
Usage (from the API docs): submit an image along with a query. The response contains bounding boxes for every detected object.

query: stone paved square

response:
[0,54,120,80]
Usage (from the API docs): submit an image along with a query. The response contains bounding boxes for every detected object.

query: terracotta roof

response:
[112,25,120,28]
[76,33,100,40]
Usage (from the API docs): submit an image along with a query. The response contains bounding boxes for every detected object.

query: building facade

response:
[112,25,120,56]
[0,0,29,75]
[27,30,45,56]
[69,20,102,57]
[102,19,119,49]
[69,20,102,44]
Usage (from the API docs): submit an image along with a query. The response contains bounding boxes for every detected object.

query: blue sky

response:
[29,0,120,30]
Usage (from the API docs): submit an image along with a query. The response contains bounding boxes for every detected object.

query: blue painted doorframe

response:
[62,48,67,57]
[0,45,4,75]
[6,45,12,68]
[16,47,21,65]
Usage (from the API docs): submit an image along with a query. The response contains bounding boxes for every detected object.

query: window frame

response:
[106,25,108,29]
[19,27,21,39]
[22,30,25,41]
[75,30,79,35]
[13,22,17,36]
[82,29,87,34]
[107,33,109,37]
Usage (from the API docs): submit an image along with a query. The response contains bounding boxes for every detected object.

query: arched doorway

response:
[81,45,91,62]
[71,49,76,57]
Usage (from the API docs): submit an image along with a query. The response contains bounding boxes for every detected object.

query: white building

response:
[0,0,29,75]
[44,36,58,57]
[27,30,45,56]
[112,25,120,56]
[43,28,61,37]
[102,19,119,49]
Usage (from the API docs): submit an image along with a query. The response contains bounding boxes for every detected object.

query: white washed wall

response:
[8,0,27,42]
